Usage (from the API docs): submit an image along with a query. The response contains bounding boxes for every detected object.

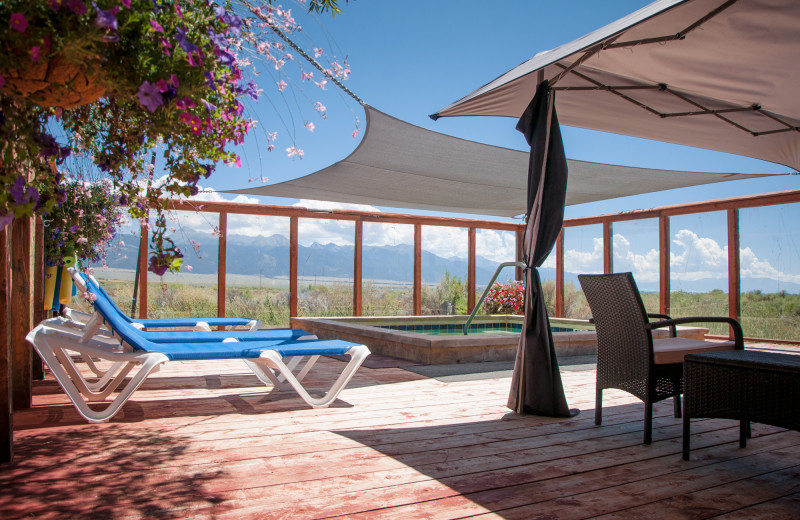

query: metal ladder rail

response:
[463,261,527,335]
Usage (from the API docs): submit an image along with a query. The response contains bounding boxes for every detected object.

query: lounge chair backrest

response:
[80,274,154,351]
[87,275,135,324]
[578,272,653,378]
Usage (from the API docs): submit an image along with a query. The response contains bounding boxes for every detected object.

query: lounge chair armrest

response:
[647,316,744,348]
[647,313,674,336]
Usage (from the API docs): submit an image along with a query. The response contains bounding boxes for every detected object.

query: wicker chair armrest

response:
[647,313,675,336]
[647,316,744,349]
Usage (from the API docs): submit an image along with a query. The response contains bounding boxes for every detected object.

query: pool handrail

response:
[463,261,527,335]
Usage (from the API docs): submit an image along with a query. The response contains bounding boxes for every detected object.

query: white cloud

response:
[613,233,659,283]
[476,229,517,263]
[740,246,800,284]
[564,236,604,274]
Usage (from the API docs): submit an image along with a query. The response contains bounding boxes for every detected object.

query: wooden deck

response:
[1,343,799,519]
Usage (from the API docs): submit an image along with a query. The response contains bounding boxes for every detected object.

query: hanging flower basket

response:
[3,55,104,109]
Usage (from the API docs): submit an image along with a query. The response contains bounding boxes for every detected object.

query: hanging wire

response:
[239,0,365,106]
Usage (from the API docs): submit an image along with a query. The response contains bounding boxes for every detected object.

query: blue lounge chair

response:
[68,269,262,331]
[27,318,370,422]
[70,270,312,344]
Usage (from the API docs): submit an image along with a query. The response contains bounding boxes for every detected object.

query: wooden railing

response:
[1,187,799,461]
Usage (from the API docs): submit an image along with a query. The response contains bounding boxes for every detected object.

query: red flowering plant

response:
[0,0,352,275]
[482,281,525,315]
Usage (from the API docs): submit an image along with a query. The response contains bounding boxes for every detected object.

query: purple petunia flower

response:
[243,79,259,101]
[137,81,163,112]
[200,99,216,115]
[214,46,235,66]
[204,71,216,91]
[175,28,199,54]
[207,28,227,49]
[93,3,119,31]
[150,20,164,33]
[148,255,169,276]
[48,0,62,12]
[68,0,87,15]
[10,13,28,32]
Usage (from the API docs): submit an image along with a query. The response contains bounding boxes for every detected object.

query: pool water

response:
[379,323,578,336]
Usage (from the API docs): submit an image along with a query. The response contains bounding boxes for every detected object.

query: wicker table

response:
[682,350,800,460]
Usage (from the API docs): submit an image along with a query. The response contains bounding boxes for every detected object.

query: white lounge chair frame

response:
[27,320,370,422]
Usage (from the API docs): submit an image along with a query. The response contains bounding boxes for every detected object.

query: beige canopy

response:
[230,105,772,217]
[432,0,800,171]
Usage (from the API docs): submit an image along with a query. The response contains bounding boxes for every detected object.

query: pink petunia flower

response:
[30,46,41,62]
[68,0,87,15]
[10,13,28,33]
[149,20,164,33]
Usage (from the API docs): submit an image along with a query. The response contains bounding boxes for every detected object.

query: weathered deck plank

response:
[0,345,798,519]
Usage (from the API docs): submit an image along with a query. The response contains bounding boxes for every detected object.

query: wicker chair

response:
[578,272,744,444]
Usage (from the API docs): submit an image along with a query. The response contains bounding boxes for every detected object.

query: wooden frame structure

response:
[1,188,799,461]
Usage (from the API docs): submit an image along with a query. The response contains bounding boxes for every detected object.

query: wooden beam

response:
[353,220,362,317]
[290,217,298,317]
[10,218,32,410]
[603,221,613,273]
[31,217,44,380]
[467,227,476,314]
[563,188,800,227]
[217,212,227,321]
[0,226,12,462]
[727,209,741,329]
[414,224,422,316]
[659,215,670,316]
[138,223,148,319]
[166,198,521,231]
[515,228,524,281]
[555,230,564,318]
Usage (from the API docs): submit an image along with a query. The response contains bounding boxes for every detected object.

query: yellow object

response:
[59,266,74,305]
[44,264,58,311]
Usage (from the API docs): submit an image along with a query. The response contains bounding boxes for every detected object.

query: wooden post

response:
[659,214,670,316]
[31,217,44,380]
[353,220,362,317]
[290,217,298,317]
[515,227,524,281]
[217,212,227,320]
[413,224,422,316]
[467,227,476,314]
[603,220,613,274]
[137,224,148,319]
[10,218,32,410]
[0,226,13,462]
[555,229,564,318]
[727,209,741,330]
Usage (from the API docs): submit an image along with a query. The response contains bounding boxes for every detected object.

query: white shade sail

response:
[230,106,773,217]
[432,0,800,172]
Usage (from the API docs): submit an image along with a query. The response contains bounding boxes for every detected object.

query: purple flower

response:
[120,0,130,7]
[137,81,163,112]
[243,79,259,101]
[214,46,235,66]
[207,28,227,49]
[175,28,199,54]
[10,13,28,33]
[48,0,62,12]
[68,0,87,15]
[204,71,216,91]
[150,20,164,33]
[93,3,119,31]
[0,212,14,231]
[148,255,169,276]
[30,46,41,62]
[200,99,216,115]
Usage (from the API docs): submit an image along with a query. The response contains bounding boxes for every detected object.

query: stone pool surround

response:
[290,315,708,365]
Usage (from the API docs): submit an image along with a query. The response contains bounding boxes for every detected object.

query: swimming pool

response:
[290,315,708,364]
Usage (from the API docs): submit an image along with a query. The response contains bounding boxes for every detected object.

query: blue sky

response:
[157,0,799,292]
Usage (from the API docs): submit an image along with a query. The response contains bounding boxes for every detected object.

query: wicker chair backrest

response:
[579,273,653,384]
